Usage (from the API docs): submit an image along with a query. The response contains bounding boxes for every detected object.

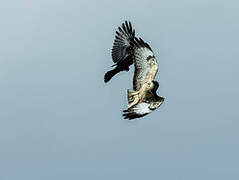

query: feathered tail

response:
[104,68,120,83]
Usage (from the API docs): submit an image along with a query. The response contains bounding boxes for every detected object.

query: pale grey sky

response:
[0,0,239,179]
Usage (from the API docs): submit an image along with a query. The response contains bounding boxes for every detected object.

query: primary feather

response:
[112,21,135,63]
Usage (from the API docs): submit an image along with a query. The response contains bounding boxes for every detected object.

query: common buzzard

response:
[123,37,164,119]
[104,21,164,120]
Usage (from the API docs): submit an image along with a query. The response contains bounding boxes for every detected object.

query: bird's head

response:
[149,96,164,110]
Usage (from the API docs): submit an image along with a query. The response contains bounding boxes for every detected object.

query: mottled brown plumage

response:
[127,37,159,108]
[123,37,164,119]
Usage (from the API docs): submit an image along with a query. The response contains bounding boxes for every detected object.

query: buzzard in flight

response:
[104,21,164,119]
[123,37,164,119]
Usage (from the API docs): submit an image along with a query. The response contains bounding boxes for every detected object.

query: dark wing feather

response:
[111,21,135,63]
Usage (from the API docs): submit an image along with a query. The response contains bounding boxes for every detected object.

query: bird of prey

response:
[122,37,164,120]
[104,21,135,83]
[104,21,164,120]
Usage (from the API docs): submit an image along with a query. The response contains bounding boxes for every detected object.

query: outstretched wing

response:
[123,102,152,120]
[131,37,157,90]
[111,21,135,64]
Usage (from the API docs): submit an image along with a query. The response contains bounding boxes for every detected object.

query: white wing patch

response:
[133,102,152,115]
[122,102,152,120]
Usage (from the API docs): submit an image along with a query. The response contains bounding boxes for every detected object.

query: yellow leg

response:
[130,91,140,96]
[127,94,140,108]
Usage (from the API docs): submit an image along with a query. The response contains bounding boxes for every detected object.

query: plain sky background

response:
[0,0,238,179]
